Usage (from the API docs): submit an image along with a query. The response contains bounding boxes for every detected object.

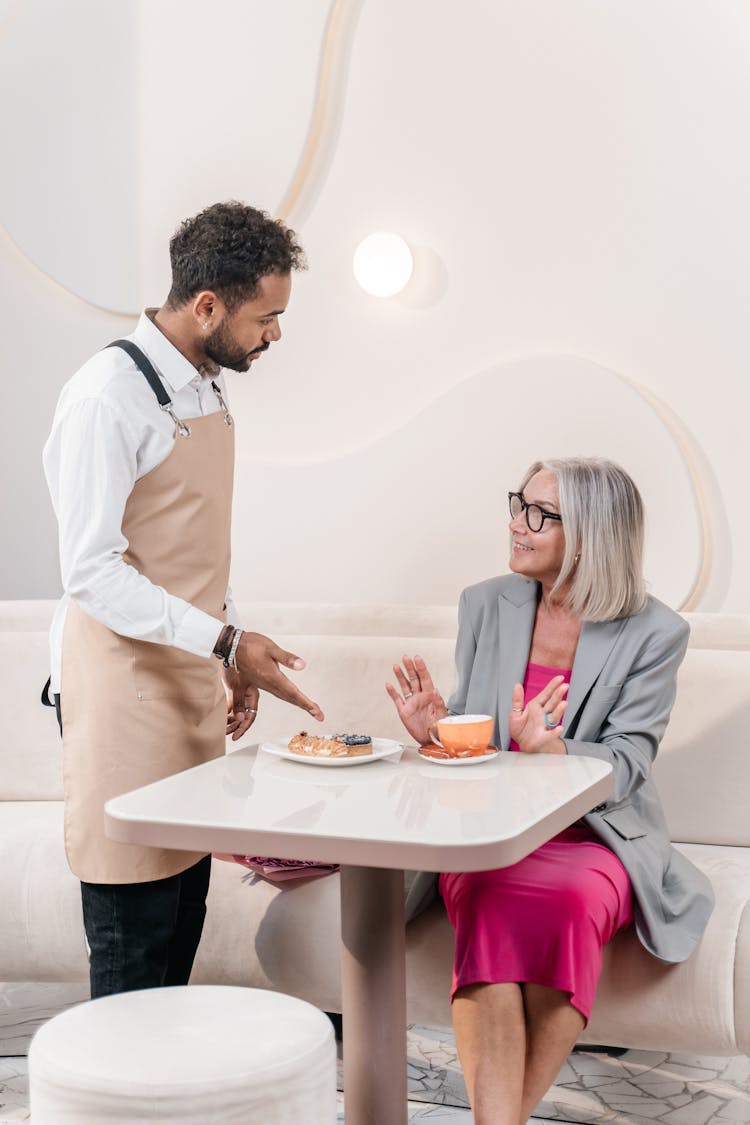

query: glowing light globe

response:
[352,232,413,297]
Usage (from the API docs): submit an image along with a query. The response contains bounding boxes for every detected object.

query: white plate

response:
[260,737,404,767]
[417,746,501,767]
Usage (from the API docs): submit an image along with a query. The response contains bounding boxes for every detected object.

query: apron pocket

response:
[132,640,219,702]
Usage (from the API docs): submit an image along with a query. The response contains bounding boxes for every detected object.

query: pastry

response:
[288,732,373,758]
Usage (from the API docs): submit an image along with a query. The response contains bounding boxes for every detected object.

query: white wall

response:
[1,0,747,611]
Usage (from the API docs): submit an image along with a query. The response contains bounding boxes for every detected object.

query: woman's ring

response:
[511,706,523,712]
[543,711,557,729]
[404,691,413,700]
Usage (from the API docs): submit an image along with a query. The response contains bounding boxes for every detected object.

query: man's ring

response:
[404,691,413,700]
[246,708,258,715]
[543,711,557,729]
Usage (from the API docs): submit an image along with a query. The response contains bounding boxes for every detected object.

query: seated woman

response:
[387,457,714,1125]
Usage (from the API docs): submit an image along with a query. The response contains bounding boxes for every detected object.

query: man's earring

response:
[202,321,210,330]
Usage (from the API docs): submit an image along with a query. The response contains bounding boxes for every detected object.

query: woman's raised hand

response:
[386,655,448,746]
[508,674,569,754]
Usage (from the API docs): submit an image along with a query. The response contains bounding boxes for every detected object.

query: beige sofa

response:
[3,600,750,1066]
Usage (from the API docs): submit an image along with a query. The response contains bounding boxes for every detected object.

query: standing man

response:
[43,201,323,998]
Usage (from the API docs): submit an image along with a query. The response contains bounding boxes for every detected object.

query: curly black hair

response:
[165,201,307,310]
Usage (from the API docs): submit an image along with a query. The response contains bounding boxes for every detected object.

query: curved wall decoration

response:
[231,354,725,613]
[605,364,730,612]
[0,0,360,313]
[0,0,741,611]
[0,0,334,313]
[0,0,24,41]
[276,0,365,228]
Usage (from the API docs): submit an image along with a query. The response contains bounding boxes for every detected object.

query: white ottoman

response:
[28,985,336,1123]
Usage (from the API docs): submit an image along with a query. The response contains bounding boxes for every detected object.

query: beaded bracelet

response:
[213,624,234,663]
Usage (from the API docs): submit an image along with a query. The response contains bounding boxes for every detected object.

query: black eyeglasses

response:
[508,491,563,533]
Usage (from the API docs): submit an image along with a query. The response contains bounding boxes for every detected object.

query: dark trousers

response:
[54,692,211,999]
[81,856,212,999]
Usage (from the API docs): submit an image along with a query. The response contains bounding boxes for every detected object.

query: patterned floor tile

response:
[0,982,88,1056]
[3,987,749,1125]
[0,1057,30,1123]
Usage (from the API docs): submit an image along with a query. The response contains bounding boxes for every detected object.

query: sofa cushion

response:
[1,601,746,646]
[230,634,459,748]
[0,602,462,802]
[683,612,750,650]
[0,600,56,631]
[5,820,750,1055]
[582,842,750,1055]
[196,859,455,1027]
[234,602,459,639]
[0,803,88,979]
[406,843,750,1051]
[3,601,748,810]
[200,842,750,1054]
[652,649,750,846]
[193,858,344,1012]
[0,633,63,801]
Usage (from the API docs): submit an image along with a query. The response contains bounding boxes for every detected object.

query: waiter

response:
[43,201,324,998]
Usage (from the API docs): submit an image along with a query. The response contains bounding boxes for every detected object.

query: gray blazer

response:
[406,573,714,964]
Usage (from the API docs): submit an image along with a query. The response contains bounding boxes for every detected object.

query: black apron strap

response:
[40,677,62,735]
[106,339,171,406]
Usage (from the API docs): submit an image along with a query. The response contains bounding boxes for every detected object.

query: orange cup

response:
[426,714,494,755]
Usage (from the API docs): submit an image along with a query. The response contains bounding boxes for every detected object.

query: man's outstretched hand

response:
[234,631,324,722]
[222,668,260,742]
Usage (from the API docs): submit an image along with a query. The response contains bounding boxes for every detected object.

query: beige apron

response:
[61,376,234,884]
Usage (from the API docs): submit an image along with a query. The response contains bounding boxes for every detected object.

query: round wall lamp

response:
[352,232,413,297]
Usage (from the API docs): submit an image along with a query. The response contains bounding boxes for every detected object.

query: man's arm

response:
[46,395,324,721]
[45,395,224,656]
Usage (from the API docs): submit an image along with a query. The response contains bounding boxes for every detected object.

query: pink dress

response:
[439,661,634,1022]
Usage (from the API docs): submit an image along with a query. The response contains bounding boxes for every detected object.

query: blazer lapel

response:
[564,617,629,734]
[496,578,538,750]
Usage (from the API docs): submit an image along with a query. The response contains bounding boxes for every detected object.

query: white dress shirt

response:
[43,311,240,692]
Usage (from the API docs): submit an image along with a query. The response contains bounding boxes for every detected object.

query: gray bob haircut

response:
[519,457,647,622]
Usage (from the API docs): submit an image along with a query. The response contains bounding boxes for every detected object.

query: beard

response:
[203,322,269,373]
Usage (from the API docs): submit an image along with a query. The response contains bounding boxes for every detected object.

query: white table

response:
[106,743,612,1125]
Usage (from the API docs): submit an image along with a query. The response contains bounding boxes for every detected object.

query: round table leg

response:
[340,865,407,1124]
